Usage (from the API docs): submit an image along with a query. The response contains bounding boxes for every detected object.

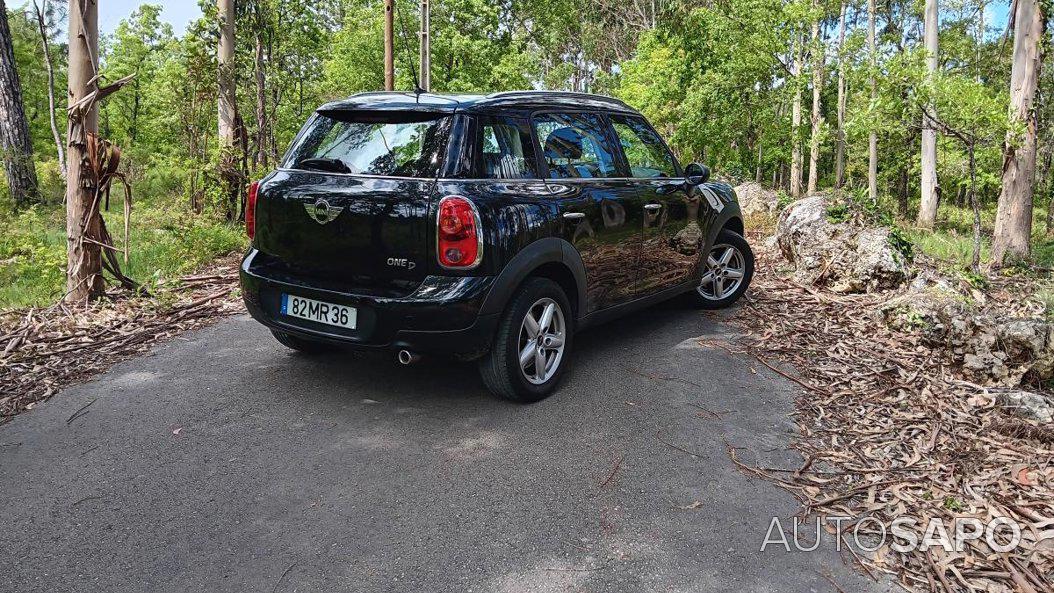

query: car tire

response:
[686,229,755,310]
[270,329,333,354]
[479,277,573,403]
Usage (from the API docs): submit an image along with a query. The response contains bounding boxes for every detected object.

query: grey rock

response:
[734,182,780,216]
[997,390,1054,423]
[776,195,908,293]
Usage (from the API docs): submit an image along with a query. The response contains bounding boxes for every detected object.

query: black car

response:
[240,91,754,402]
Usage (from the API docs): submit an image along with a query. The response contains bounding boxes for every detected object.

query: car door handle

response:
[562,212,586,220]
[644,204,663,211]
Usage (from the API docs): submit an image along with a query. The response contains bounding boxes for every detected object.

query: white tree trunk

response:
[993,0,1043,264]
[217,0,239,219]
[867,0,878,203]
[834,1,847,189]
[65,0,102,303]
[790,38,803,198]
[918,0,939,227]
[807,13,824,195]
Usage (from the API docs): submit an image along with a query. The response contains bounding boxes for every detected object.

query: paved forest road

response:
[1,303,891,593]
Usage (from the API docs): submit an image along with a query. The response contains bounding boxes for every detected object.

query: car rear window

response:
[284,111,450,178]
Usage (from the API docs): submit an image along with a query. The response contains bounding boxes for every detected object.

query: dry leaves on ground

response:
[732,239,1054,593]
[0,254,243,419]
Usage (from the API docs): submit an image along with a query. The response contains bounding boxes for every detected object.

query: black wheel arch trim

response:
[479,237,587,320]
[706,202,745,253]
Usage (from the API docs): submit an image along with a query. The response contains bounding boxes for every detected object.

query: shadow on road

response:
[262,297,729,409]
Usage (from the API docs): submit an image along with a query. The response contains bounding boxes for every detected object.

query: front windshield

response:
[284,112,450,178]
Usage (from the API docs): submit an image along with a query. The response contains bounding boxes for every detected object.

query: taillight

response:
[436,195,482,269]
[246,181,260,240]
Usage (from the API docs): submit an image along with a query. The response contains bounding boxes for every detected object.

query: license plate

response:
[281,294,357,330]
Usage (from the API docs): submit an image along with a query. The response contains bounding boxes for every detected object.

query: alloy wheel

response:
[698,243,746,301]
[517,297,566,385]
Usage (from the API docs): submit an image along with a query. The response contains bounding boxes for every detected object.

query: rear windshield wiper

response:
[294,157,352,174]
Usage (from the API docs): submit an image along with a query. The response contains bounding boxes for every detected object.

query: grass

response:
[0,200,247,310]
[902,202,1054,272]
[907,227,992,268]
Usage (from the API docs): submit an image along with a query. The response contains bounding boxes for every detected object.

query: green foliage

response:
[959,269,989,290]
[0,201,246,309]
[826,203,850,224]
[0,205,67,307]
[776,191,795,211]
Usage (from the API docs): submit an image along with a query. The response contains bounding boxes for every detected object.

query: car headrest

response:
[543,127,585,160]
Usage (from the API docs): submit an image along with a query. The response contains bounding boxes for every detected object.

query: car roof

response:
[317,91,640,116]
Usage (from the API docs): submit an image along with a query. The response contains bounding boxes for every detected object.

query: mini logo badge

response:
[305,199,342,225]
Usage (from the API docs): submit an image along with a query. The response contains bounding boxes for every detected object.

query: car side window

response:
[476,116,539,179]
[532,113,618,179]
[610,115,677,178]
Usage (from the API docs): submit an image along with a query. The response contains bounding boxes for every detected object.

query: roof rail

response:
[486,90,631,108]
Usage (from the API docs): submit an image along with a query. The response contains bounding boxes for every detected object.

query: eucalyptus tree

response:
[917,0,939,227]
[217,0,239,220]
[806,0,825,195]
[65,0,101,302]
[866,0,877,202]
[993,0,1044,265]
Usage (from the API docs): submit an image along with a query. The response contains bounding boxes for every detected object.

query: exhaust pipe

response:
[397,350,421,366]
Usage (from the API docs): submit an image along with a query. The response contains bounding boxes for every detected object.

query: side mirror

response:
[685,163,710,186]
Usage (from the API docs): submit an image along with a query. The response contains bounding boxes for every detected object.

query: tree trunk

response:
[790,37,803,198]
[897,160,910,216]
[0,0,40,206]
[384,0,394,91]
[217,0,240,221]
[976,0,985,82]
[1046,178,1054,236]
[33,0,65,179]
[834,1,847,189]
[65,0,103,303]
[993,0,1044,265]
[917,0,939,227]
[867,0,878,203]
[1043,145,1054,235]
[755,139,763,184]
[254,30,268,169]
[967,144,981,273]
[807,12,824,195]
[419,0,431,92]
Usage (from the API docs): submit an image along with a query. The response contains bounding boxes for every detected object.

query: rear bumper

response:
[240,249,498,358]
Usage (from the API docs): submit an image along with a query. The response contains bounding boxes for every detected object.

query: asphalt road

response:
[0,302,892,593]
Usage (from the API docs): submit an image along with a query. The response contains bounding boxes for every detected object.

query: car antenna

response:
[395,1,425,98]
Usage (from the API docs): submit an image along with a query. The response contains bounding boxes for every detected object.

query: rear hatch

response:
[254,110,453,289]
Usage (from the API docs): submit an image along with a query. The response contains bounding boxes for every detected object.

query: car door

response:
[535,111,645,313]
[609,114,702,296]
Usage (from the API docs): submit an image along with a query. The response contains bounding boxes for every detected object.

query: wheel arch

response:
[705,200,746,253]
[721,216,745,237]
[479,238,587,321]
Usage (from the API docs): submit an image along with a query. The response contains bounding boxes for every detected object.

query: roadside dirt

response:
[732,229,1054,593]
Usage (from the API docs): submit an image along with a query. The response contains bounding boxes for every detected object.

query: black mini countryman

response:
[241,91,754,402]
